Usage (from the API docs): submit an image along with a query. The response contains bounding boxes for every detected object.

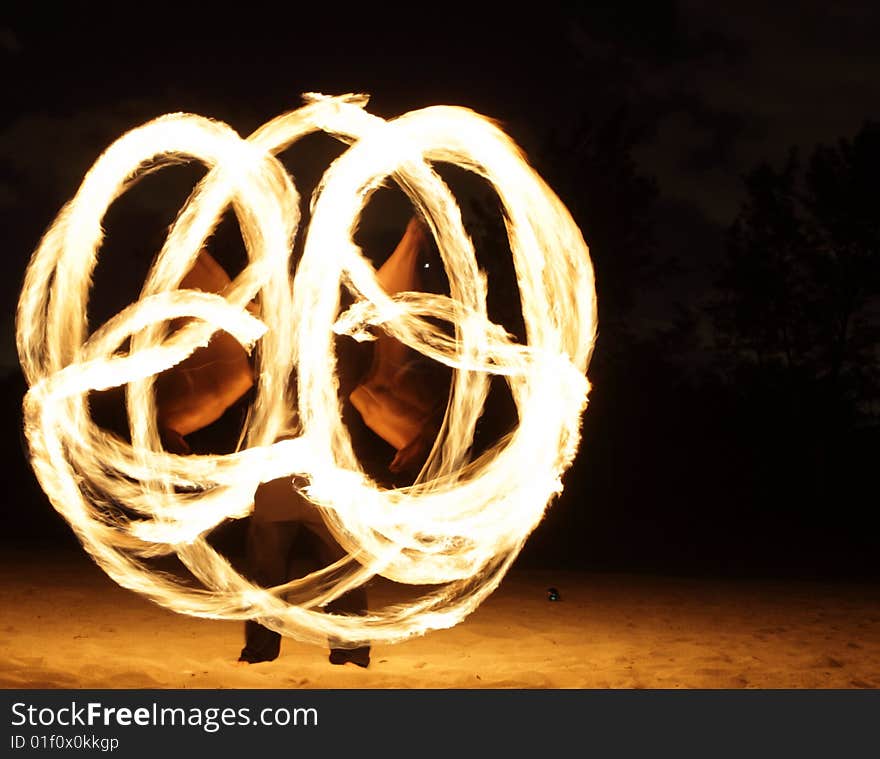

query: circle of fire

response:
[16,94,596,646]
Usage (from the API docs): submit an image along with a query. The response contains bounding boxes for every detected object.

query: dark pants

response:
[239,476,368,663]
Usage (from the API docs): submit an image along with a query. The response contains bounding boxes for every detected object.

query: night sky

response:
[1,3,878,578]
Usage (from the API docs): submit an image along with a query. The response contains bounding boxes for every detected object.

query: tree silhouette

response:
[710,123,879,558]
[537,105,659,347]
[714,122,880,431]
[802,124,880,421]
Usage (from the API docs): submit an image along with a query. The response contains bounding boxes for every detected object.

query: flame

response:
[16,93,597,646]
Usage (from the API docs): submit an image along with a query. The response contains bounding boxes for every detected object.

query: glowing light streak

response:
[16,93,596,646]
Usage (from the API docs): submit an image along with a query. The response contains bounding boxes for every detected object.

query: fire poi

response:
[16,93,597,646]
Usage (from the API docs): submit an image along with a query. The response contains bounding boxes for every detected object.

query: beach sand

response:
[1,546,878,690]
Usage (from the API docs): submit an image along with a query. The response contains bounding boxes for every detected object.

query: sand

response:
[1,546,878,690]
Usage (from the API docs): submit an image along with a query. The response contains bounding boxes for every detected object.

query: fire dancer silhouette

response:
[155,216,447,668]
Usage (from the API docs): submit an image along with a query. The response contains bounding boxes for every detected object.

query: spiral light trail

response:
[16,93,596,646]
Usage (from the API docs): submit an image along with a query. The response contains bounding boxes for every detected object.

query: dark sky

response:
[2,3,879,577]
[3,1,879,367]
